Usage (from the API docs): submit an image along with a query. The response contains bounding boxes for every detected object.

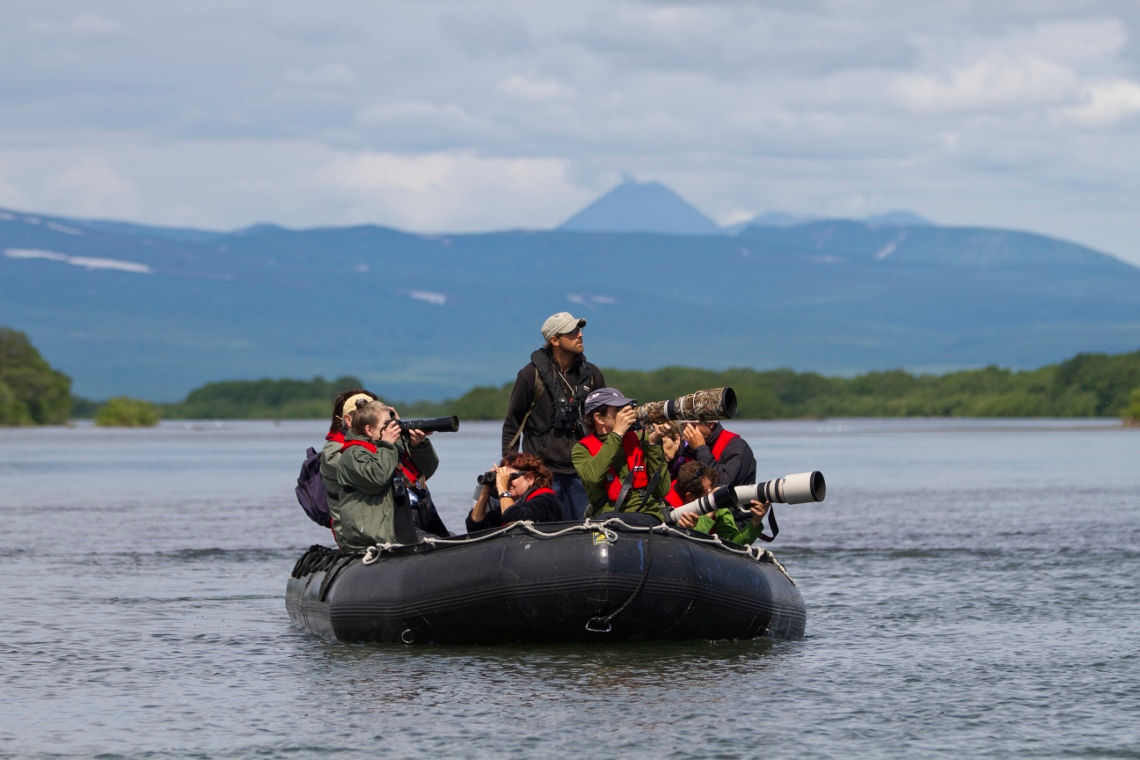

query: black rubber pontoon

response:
[286,517,805,644]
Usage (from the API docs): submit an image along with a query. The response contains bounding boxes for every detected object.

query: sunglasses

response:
[508,471,527,481]
[557,328,581,338]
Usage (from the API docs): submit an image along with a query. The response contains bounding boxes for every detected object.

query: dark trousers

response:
[552,473,589,521]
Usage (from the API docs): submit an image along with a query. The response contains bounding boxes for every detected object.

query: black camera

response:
[396,416,460,434]
[552,397,581,432]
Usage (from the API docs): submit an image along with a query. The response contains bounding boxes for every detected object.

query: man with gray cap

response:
[572,386,670,521]
[502,311,605,521]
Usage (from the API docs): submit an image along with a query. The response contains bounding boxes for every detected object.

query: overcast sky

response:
[4,1,1140,264]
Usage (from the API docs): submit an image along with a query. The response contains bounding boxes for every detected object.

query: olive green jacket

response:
[572,430,669,520]
[325,431,439,546]
[319,434,346,508]
[335,433,438,550]
[693,509,766,546]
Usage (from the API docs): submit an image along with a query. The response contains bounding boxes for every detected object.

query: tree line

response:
[159,350,1140,421]
[3,323,1139,425]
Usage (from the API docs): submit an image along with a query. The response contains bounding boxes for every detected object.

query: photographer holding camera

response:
[572,387,671,522]
[466,453,562,532]
[671,461,776,545]
[502,312,605,521]
[682,419,757,489]
[334,399,443,548]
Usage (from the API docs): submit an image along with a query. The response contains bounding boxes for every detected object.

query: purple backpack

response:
[295,446,332,527]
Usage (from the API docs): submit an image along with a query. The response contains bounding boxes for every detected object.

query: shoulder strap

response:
[507,372,545,450]
[611,436,663,513]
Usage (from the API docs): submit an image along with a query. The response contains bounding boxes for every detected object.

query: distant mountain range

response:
[558,180,933,234]
[2,186,1139,403]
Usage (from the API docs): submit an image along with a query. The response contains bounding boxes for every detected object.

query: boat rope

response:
[353,518,796,584]
[585,520,654,634]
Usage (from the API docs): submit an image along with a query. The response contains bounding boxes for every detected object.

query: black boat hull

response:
[286,520,805,644]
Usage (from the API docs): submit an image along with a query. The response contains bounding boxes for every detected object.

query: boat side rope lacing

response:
[356,518,796,585]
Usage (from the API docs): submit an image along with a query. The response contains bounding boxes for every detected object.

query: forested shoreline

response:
[4,322,1138,425]
[157,351,1140,422]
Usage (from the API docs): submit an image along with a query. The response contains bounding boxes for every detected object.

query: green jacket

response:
[319,433,346,508]
[333,433,404,549]
[572,430,669,520]
[692,508,765,546]
[325,431,439,545]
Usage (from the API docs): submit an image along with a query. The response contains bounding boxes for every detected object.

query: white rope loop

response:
[356,517,796,583]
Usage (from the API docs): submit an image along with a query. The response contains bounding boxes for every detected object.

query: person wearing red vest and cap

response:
[682,420,757,488]
[572,387,671,521]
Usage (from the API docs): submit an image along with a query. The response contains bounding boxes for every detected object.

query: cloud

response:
[281,63,356,89]
[27,12,126,38]
[889,55,1079,113]
[46,156,138,217]
[312,149,584,230]
[1057,79,1140,126]
[497,73,572,101]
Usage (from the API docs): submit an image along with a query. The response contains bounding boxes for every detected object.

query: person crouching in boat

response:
[672,461,776,545]
[466,453,562,532]
[572,387,671,522]
[334,399,436,549]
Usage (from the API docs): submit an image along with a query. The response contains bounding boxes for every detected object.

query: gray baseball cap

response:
[541,312,587,341]
[583,387,635,415]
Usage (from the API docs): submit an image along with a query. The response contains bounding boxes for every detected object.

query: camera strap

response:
[507,373,546,450]
[613,463,664,512]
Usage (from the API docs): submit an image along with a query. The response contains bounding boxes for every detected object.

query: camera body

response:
[552,397,582,432]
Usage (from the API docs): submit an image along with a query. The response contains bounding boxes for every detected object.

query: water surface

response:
[1,419,1137,758]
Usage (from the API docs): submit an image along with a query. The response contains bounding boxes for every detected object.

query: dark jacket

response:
[692,423,757,487]
[501,347,605,474]
[465,486,563,533]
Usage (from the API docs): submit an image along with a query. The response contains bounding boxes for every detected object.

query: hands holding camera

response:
[682,422,707,449]
[611,405,638,437]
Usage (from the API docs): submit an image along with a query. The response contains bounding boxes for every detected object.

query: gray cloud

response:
[1,0,1140,264]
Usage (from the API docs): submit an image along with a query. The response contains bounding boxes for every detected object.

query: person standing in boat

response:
[682,419,757,488]
[572,387,671,522]
[334,400,438,549]
[320,389,376,520]
[502,311,605,522]
[465,453,562,532]
[671,461,775,545]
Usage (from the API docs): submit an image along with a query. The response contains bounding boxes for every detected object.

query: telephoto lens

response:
[664,485,740,524]
[734,471,826,505]
[397,416,460,434]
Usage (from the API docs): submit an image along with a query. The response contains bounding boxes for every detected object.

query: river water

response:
[1,418,1137,759]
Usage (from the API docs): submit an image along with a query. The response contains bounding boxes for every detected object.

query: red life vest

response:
[710,429,740,462]
[525,487,557,501]
[579,431,648,503]
[665,482,684,507]
[399,455,422,487]
[341,438,377,454]
[326,431,345,444]
[342,438,423,486]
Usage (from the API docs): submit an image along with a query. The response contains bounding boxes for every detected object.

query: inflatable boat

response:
[286,516,806,644]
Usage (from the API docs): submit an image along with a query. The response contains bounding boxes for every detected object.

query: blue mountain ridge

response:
[1,203,1138,403]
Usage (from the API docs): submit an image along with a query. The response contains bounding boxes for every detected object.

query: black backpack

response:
[295,446,332,527]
